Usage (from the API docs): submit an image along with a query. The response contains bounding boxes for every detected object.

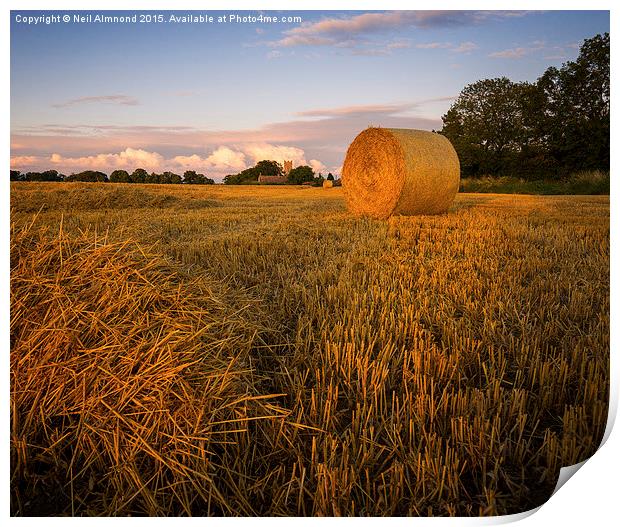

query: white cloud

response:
[309,159,327,173]
[50,148,163,170]
[413,41,477,54]
[489,40,546,59]
[269,11,531,48]
[415,42,452,49]
[171,147,246,171]
[275,35,335,47]
[489,47,529,59]
[451,41,478,54]
[23,143,327,181]
[387,39,412,50]
[170,154,208,170]
[10,156,39,168]
[205,146,247,170]
[52,94,139,109]
[297,102,413,117]
[171,143,325,174]
[243,143,308,166]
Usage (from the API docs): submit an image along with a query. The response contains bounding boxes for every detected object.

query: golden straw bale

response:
[342,127,460,218]
[323,180,334,189]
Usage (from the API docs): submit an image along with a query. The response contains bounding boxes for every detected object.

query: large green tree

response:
[224,168,257,184]
[145,172,160,184]
[440,77,529,175]
[287,165,315,184]
[24,170,62,182]
[537,32,609,170]
[184,170,210,184]
[255,160,283,177]
[65,170,107,182]
[169,172,182,184]
[110,170,131,183]
[440,32,609,177]
[224,159,281,184]
[130,168,148,183]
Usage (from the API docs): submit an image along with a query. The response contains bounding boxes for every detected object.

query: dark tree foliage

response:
[327,173,334,181]
[224,168,258,185]
[146,172,181,184]
[440,33,609,178]
[183,170,212,184]
[536,32,609,171]
[440,78,529,176]
[169,172,183,184]
[145,172,160,184]
[255,160,283,177]
[287,165,315,185]
[130,168,148,184]
[65,170,108,182]
[15,167,198,184]
[110,170,131,183]
[25,170,63,182]
[224,159,283,184]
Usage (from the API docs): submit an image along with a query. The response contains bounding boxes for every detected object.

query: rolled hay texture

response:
[323,180,334,188]
[342,128,460,218]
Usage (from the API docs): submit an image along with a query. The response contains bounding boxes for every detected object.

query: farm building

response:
[257,159,293,184]
[258,175,288,184]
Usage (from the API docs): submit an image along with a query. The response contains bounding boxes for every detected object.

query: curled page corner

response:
[552,460,588,496]
[484,460,591,525]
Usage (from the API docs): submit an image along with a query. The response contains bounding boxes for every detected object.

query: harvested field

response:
[10,182,609,516]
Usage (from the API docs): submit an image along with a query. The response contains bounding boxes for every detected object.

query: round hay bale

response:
[342,127,460,218]
[323,180,334,189]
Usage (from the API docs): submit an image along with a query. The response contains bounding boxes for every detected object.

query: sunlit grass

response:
[459,170,609,195]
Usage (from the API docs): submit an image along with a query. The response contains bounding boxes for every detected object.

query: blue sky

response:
[10,10,610,179]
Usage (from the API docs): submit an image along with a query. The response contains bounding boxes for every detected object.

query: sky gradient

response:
[10,10,610,180]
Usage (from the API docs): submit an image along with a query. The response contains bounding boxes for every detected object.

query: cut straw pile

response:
[342,128,460,218]
[10,221,285,516]
[322,180,333,189]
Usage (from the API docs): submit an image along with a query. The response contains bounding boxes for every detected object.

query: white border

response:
[3,1,617,524]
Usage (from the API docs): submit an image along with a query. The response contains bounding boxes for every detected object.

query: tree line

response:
[223,159,337,185]
[9,161,341,185]
[439,32,609,178]
[10,168,215,185]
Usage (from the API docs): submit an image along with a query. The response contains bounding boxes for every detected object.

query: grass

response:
[10,182,609,516]
[460,170,609,195]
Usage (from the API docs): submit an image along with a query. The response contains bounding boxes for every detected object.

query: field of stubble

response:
[10,182,609,516]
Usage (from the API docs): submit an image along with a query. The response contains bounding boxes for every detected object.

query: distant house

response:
[258,160,293,184]
[258,175,288,184]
